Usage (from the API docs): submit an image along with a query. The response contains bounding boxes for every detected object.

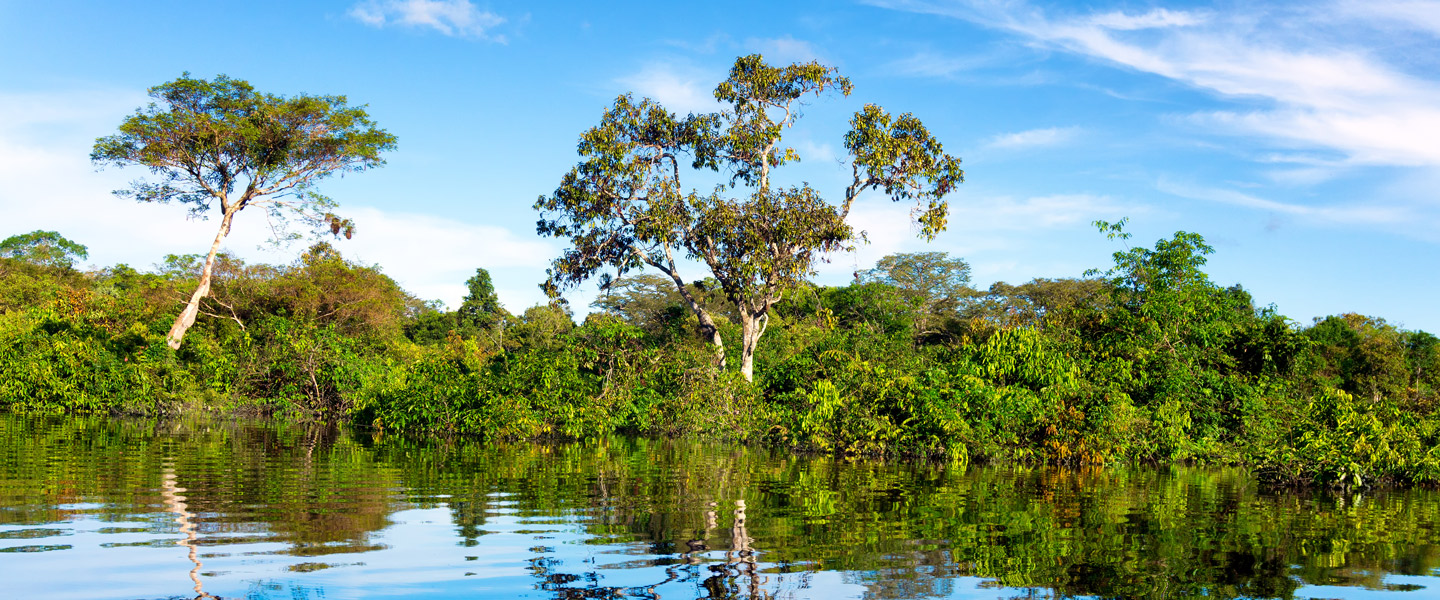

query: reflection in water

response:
[0,413,1437,600]
[159,466,214,600]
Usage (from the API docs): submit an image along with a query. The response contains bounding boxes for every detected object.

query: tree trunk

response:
[738,310,768,382]
[165,210,235,349]
[663,268,727,370]
[697,309,727,370]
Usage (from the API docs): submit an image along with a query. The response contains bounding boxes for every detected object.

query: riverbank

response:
[2,231,1437,489]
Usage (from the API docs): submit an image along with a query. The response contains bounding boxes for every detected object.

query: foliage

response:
[458,268,504,331]
[0,230,89,269]
[1,223,1437,489]
[861,251,974,338]
[1262,387,1440,487]
[590,273,736,338]
[91,74,395,222]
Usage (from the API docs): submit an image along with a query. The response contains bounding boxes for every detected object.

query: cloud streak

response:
[615,63,722,115]
[1157,177,1436,239]
[986,126,1080,149]
[868,0,1440,167]
[349,0,507,41]
[742,35,823,64]
[815,191,1142,278]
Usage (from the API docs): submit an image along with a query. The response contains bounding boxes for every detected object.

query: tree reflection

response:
[386,438,1439,600]
[160,466,215,600]
[3,415,1439,600]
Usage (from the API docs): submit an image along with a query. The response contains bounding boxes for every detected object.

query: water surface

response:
[1,414,1437,599]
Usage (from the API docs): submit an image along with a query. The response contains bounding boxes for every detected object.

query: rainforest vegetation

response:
[3,57,1438,489]
[1,224,1437,488]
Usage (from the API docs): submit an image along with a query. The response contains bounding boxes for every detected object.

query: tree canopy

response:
[92,73,396,349]
[459,268,503,331]
[862,251,973,332]
[0,230,89,269]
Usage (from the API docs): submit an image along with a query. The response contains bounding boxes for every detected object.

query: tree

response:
[505,303,575,352]
[1307,314,1409,403]
[92,74,396,349]
[0,230,89,269]
[591,273,735,334]
[458,268,503,331]
[536,55,963,381]
[967,278,1108,330]
[862,251,973,333]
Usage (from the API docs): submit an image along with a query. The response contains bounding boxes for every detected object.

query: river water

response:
[1,413,1437,599]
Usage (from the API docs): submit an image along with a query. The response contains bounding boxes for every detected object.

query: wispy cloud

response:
[349,0,507,41]
[742,35,823,63]
[620,37,827,115]
[986,126,1081,149]
[796,140,838,164]
[866,0,1440,168]
[1157,177,1428,234]
[1089,8,1208,30]
[947,192,1140,229]
[663,32,731,55]
[817,191,1143,277]
[342,207,553,308]
[889,51,995,78]
[615,63,721,115]
[1337,0,1440,37]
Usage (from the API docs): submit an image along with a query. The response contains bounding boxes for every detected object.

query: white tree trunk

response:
[165,211,235,349]
[738,310,767,382]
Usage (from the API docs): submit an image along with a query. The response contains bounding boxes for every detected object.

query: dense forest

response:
[2,224,1437,488]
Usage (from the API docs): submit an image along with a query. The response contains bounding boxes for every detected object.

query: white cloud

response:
[816,191,1139,277]
[868,0,1440,168]
[615,38,825,117]
[1157,177,1429,232]
[1338,0,1440,37]
[663,32,732,55]
[796,140,838,164]
[664,33,823,64]
[348,0,506,41]
[889,51,993,78]
[986,126,1080,149]
[946,192,1137,229]
[615,63,721,115]
[1090,8,1207,31]
[342,206,553,308]
[1201,106,1440,166]
[742,35,823,63]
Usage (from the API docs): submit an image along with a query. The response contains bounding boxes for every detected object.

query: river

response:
[0,414,1436,599]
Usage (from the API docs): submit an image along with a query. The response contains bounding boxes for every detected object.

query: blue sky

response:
[2,0,1436,331]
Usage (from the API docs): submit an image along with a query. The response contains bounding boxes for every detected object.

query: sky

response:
[1,0,1436,331]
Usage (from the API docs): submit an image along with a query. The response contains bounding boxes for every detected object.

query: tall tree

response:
[458,268,503,331]
[92,74,396,349]
[536,54,963,380]
[0,230,88,269]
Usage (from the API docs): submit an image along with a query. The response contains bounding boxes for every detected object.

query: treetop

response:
[91,73,397,220]
[0,230,89,269]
